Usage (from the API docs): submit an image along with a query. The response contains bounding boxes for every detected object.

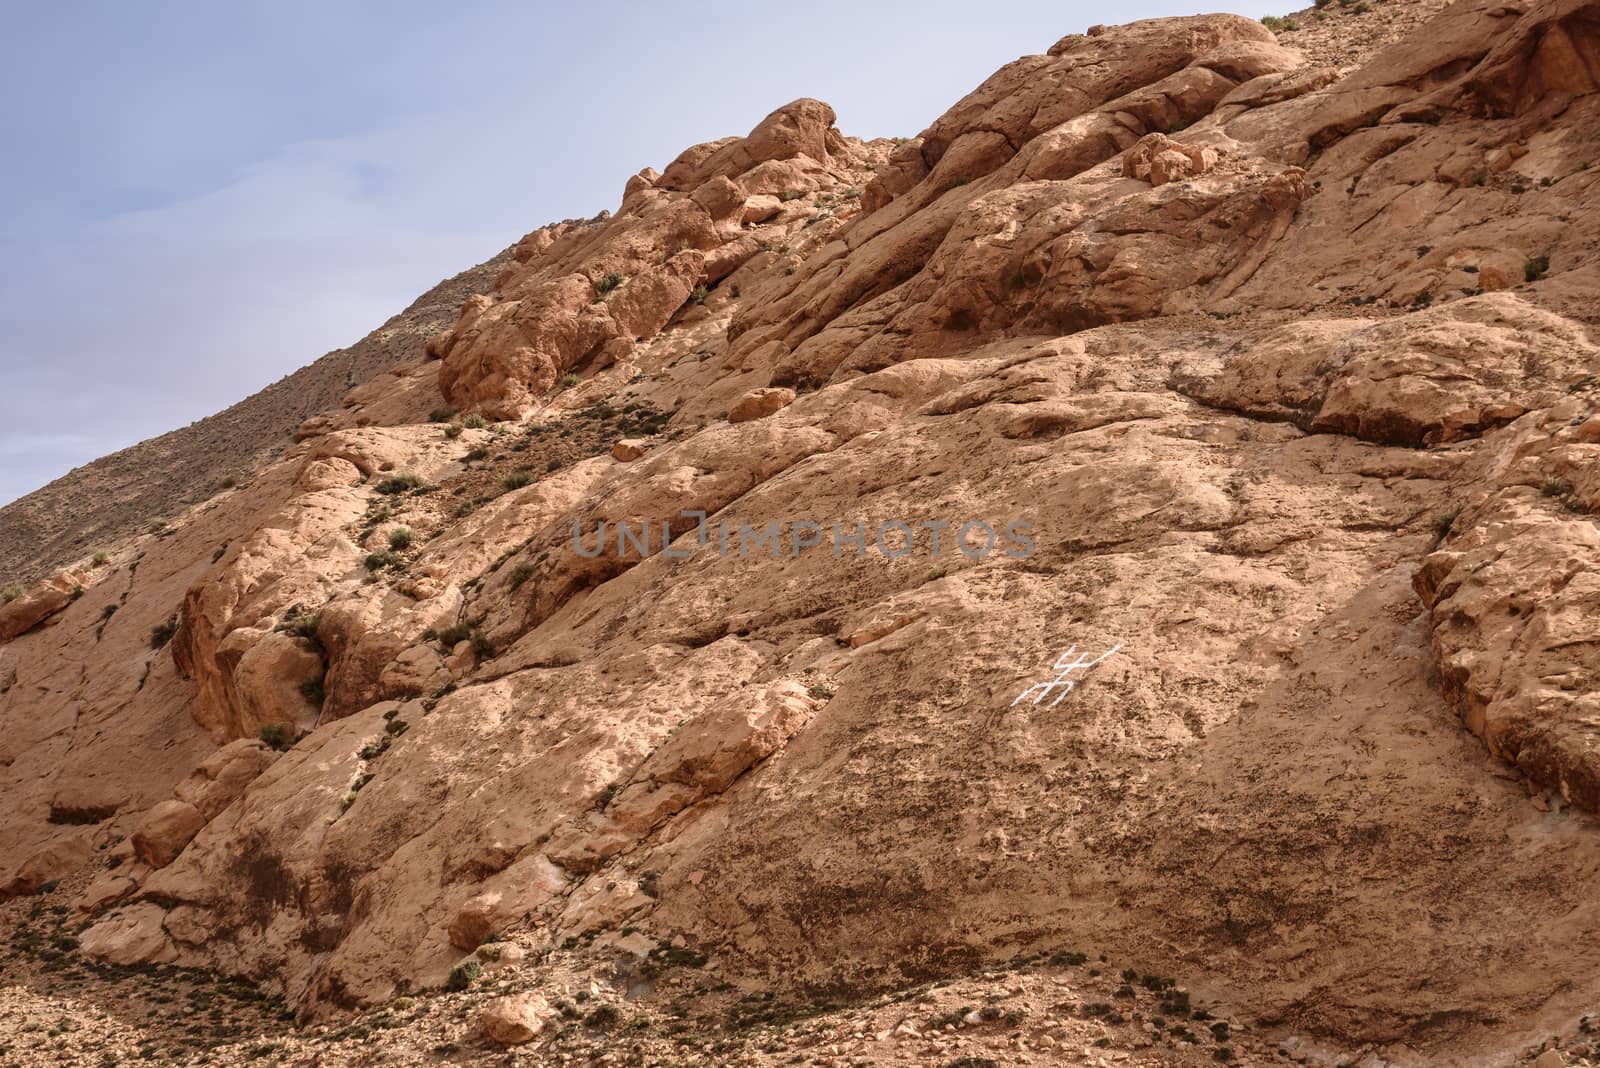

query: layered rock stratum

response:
[4,1,1600,1064]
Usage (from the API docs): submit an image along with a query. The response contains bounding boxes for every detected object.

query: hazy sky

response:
[0,0,1277,507]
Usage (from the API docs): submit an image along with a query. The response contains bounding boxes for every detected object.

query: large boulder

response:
[131,800,207,869]
[479,993,553,1045]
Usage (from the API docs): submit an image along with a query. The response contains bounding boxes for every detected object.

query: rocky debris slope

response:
[0,875,1304,1068]
[3,1,1600,1065]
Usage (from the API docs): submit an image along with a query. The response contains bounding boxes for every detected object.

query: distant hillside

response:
[0,249,510,589]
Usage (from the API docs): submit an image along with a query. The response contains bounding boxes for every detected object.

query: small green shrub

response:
[559,373,581,389]
[280,611,321,643]
[1541,475,1572,497]
[299,677,325,707]
[462,413,488,430]
[375,474,423,495]
[778,190,803,202]
[1433,508,1463,539]
[688,284,710,305]
[437,623,472,648]
[944,177,971,190]
[1,585,22,603]
[464,446,489,462]
[1525,255,1551,282]
[428,408,453,423]
[594,272,625,298]
[510,564,536,589]
[364,551,399,571]
[443,423,464,440]
[91,551,110,567]
[150,617,179,649]
[502,471,533,491]
[445,959,482,992]
[388,527,414,551]
[586,1004,621,1029]
[1469,172,1488,187]
[471,632,496,659]
[260,724,295,751]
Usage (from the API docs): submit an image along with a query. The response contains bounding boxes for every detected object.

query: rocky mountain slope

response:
[4,0,1600,1064]
[0,249,512,593]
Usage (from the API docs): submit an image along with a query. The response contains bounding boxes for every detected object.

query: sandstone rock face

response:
[9,2,1600,1063]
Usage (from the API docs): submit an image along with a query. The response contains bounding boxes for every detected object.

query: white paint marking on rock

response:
[1010,644,1121,708]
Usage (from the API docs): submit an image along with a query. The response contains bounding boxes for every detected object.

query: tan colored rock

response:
[1,834,94,896]
[131,800,207,869]
[690,175,744,219]
[78,872,139,913]
[728,387,796,423]
[608,253,706,341]
[659,99,841,192]
[78,903,179,965]
[377,643,450,699]
[1122,133,1220,185]
[741,194,782,225]
[479,992,552,1045]
[611,439,647,462]
[172,739,279,820]
[636,679,820,796]
[0,571,84,643]
[232,632,325,736]
[448,890,503,951]
[478,941,527,965]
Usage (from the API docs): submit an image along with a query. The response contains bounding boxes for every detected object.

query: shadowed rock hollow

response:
[4,2,1600,1065]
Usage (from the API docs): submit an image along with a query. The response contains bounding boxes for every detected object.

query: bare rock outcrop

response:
[430,100,890,420]
[0,568,89,642]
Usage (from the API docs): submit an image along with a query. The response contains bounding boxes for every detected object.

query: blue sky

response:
[0,0,1278,506]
